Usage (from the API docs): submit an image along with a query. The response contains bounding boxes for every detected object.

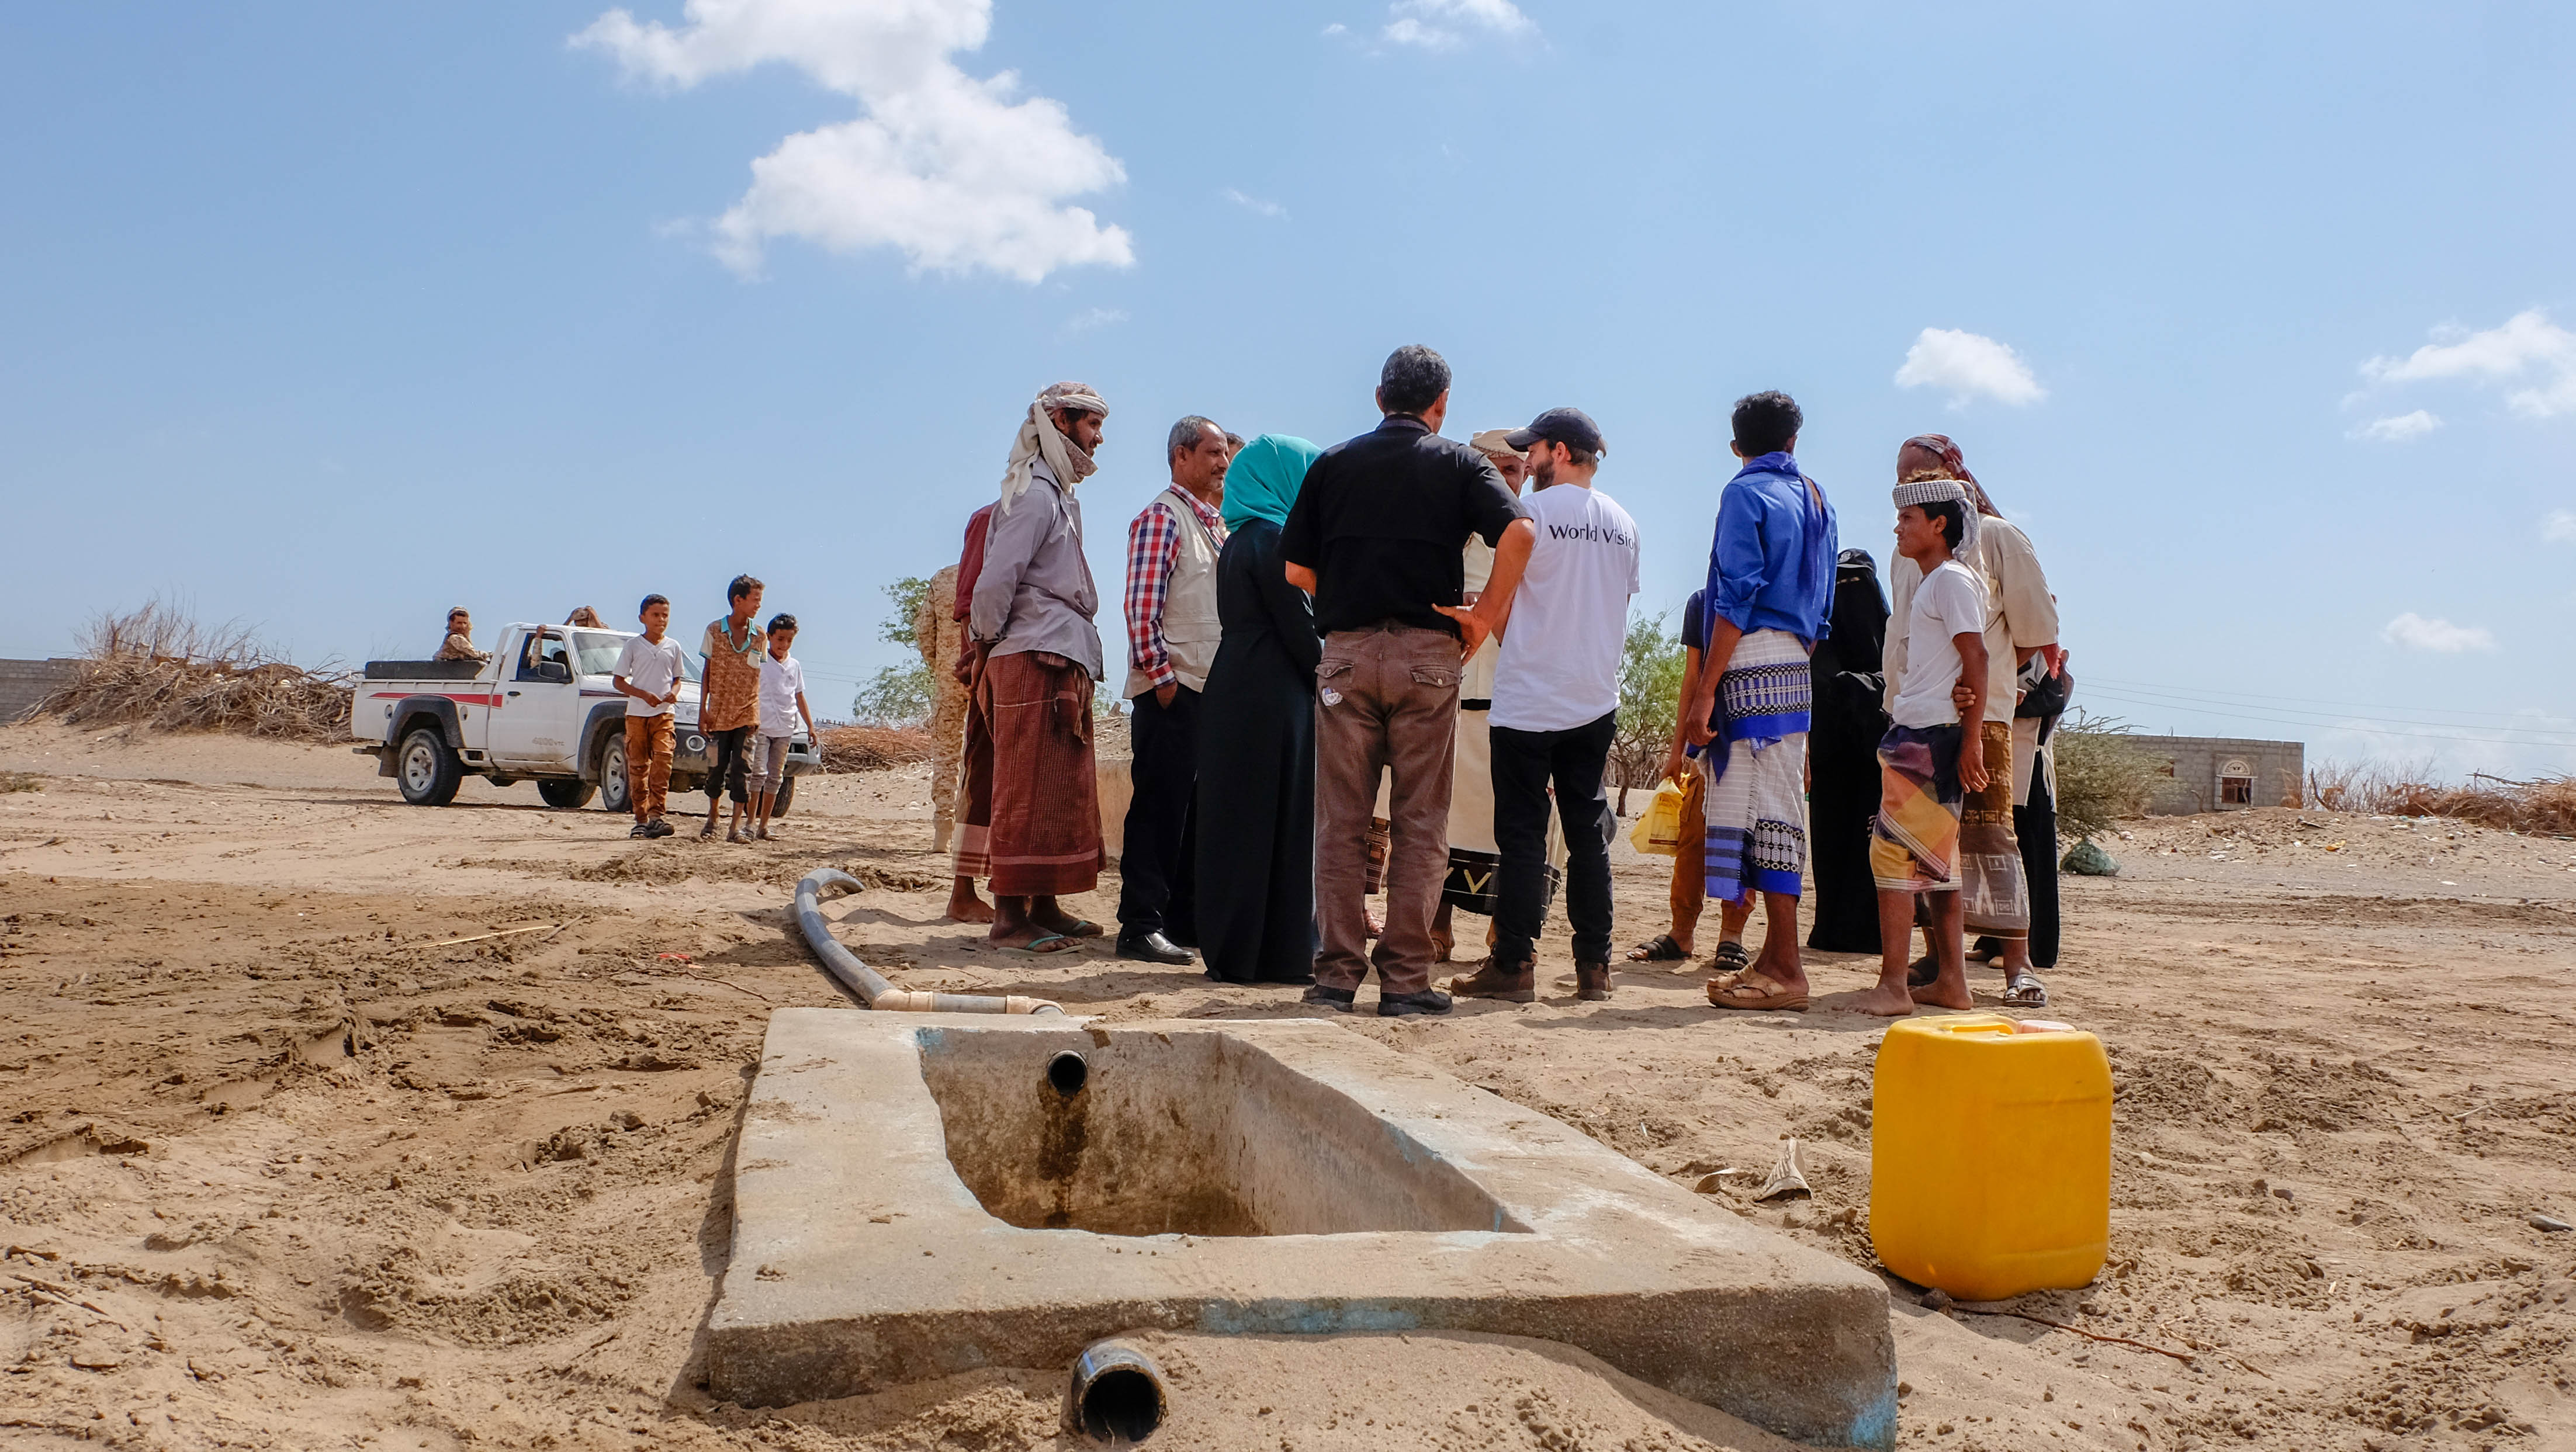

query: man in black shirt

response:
[1282,345,1533,1016]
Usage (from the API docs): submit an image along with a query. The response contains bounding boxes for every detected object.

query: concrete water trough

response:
[708,1010,1898,1448]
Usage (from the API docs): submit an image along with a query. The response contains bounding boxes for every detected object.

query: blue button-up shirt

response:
[1706,456,1837,646]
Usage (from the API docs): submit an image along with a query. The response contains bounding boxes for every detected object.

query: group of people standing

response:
[1644,403,2068,1016]
[921,345,2067,1018]
[604,578,816,842]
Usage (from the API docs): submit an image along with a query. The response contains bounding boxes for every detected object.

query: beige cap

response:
[1468,428,1524,458]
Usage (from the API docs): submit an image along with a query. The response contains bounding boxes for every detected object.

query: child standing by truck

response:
[752,612,815,840]
[613,594,686,838]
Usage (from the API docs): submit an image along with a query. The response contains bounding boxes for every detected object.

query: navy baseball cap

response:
[1505,407,1606,456]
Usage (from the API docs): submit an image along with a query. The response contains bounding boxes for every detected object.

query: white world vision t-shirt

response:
[1891,558,1989,729]
[758,652,806,734]
[1490,483,1642,733]
[613,633,687,718]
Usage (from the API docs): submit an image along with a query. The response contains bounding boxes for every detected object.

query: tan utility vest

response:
[1123,487,1227,698]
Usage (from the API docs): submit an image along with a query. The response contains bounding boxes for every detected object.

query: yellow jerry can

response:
[1869,1014,2112,1301]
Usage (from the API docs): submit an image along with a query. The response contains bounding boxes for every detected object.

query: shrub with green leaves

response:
[2052,709,2162,841]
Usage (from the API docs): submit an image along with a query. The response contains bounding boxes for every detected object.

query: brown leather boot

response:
[1447,954,1535,1004]
[1574,961,1612,1002]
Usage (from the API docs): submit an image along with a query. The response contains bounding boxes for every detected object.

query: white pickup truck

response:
[352,622,819,814]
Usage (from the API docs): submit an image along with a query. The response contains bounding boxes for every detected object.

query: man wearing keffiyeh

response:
[967,381,1114,954]
[1882,433,2063,1008]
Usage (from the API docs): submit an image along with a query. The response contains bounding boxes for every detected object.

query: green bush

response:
[2052,709,2162,841]
[1608,611,1687,815]
[849,577,935,727]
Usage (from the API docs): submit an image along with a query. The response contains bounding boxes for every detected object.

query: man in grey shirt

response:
[967,381,1113,953]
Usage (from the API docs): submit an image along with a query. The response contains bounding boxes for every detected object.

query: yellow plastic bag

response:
[1628,778,1688,857]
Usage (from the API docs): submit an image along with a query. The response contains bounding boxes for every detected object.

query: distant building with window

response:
[2141,734,2304,815]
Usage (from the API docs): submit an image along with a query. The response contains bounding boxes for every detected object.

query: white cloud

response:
[573,0,1133,283]
[1892,327,2045,408]
[2381,613,2497,654]
[2352,409,2442,442]
[1321,22,1349,36]
[1061,306,1126,335]
[2359,309,2576,419]
[2543,509,2576,544]
[1222,188,1286,219]
[1380,0,1535,49]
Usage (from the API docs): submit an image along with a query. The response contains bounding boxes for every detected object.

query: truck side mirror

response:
[536,660,572,684]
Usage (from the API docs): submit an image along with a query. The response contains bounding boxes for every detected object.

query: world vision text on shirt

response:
[1491,485,1643,734]
[1543,518,1639,546]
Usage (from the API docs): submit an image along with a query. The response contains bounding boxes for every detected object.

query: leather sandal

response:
[1707,972,1810,1013]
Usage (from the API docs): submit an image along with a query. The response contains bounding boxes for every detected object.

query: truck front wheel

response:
[538,778,596,809]
[396,727,463,806]
[598,735,631,815]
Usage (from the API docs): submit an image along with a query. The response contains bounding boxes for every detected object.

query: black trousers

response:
[705,726,753,806]
[2016,754,2061,969]
[1491,710,1616,968]
[1117,685,1199,939]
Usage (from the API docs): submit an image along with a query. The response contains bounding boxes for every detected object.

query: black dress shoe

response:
[1300,984,1355,1011]
[1378,988,1454,1018]
[1116,930,1194,965]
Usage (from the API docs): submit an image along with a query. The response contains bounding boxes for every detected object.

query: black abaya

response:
[1806,549,1891,953]
[1193,519,1322,983]
[2016,715,2062,968]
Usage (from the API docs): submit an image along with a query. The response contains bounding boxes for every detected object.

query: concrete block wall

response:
[0,659,75,723]
[2140,734,2305,815]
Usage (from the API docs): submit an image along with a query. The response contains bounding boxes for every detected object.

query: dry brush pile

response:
[36,603,354,741]
[2308,760,2576,836]
[816,723,934,773]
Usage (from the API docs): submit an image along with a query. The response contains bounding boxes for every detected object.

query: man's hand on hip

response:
[1433,605,1491,660]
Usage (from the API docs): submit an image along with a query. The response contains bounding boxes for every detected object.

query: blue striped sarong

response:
[1704,629,1812,903]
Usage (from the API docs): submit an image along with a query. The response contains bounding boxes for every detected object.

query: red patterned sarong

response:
[981,650,1103,896]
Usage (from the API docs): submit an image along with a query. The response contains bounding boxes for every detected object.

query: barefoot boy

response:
[752,612,815,840]
[612,595,686,839]
[1857,482,1990,1017]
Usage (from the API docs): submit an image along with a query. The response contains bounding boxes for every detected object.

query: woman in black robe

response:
[1193,435,1324,984]
[1805,548,1891,954]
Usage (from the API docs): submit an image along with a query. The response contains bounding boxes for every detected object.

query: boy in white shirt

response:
[752,613,815,840]
[611,594,687,839]
[1856,481,1991,1017]
[1441,408,1640,1005]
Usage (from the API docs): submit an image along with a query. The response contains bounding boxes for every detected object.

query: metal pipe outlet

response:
[793,868,1062,1015]
[1062,1338,1167,1443]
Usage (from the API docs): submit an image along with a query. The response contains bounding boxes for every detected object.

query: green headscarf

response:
[1220,434,1322,532]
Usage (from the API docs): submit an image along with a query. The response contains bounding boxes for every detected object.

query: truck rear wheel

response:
[770,774,796,818]
[538,778,596,809]
[598,735,631,815]
[396,726,463,806]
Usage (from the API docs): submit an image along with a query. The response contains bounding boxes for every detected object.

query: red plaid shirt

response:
[1123,489,1226,689]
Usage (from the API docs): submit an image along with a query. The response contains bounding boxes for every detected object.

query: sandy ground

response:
[2,716,2571,1452]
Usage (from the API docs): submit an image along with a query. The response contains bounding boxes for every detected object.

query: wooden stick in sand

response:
[1964,1307,2200,1364]
[414,924,559,949]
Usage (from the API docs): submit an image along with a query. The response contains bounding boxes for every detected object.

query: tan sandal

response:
[1706,971,1810,1013]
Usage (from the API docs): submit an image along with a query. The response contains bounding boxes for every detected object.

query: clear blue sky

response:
[5,2,2572,776]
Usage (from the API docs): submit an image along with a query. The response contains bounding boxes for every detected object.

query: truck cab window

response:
[517,631,573,682]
